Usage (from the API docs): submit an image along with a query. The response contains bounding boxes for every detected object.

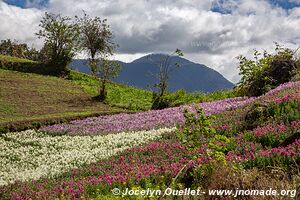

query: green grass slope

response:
[67,70,153,111]
[0,69,123,132]
[67,71,237,111]
[0,55,237,132]
[0,55,36,63]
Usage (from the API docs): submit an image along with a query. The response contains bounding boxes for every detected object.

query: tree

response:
[36,12,79,75]
[76,12,114,75]
[149,49,183,109]
[96,56,121,101]
[75,12,119,101]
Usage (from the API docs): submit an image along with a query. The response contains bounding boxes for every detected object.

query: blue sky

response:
[1,0,300,83]
[5,0,300,10]
[4,0,48,8]
[212,0,300,13]
[270,0,300,9]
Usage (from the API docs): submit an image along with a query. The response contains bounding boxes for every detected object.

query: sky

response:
[1,0,300,83]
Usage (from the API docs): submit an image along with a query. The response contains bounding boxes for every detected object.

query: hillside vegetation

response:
[0,80,299,199]
[0,55,235,132]
[0,53,299,199]
[0,55,235,127]
[0,68,125,132]
[0,55,35,63]
[67,70,237,111]
[66,70,153,111]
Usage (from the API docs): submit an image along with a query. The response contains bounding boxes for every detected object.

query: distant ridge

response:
[70,54,234,92]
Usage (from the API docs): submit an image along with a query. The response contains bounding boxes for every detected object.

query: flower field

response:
[41,96,255,135]
[0,127,176,187]
[0,81,299,199]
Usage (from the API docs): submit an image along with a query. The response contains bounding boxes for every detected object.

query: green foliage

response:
[208,135,233,154]
[97,58,121,101]
[0,55,34,63]
[75,12,118,101]
[0,39,40,61]
[67,71,235,112]
[270,96,300,122]
[0,55,57,75]
[242,96,300,131]
[291,67,300,81]
[153,89,237,109]
[36,12,80,76]
[177,106,216,152]
[236,49,272,96]
[236,43,299,96]
[0,54,237,111]
[244,131,292,148]
[187,162,215,187]
[243,154,299,171]
[151,92,172,110]
[242,103,270,130]
[151,90,199,110]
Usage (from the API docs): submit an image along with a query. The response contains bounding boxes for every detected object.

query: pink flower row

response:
[41,97,255,135]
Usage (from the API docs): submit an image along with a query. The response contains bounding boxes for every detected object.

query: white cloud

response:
[0,0,300,83]
[0,1,43,47]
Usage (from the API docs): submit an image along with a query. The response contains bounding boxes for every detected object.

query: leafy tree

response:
[96,56,121,101]
[0,39,40,61]
[236,43,299,96]
[36,12,80,75]
[75,12,114,75]
[149,49,183,109]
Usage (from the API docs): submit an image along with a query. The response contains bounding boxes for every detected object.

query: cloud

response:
[1,0,300,83]
[0,1,43,46]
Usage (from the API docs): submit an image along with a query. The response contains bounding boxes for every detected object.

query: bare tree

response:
[149,49,183,97]
[148,49,184,109]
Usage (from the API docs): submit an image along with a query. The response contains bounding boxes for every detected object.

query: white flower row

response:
[0,127,176,186]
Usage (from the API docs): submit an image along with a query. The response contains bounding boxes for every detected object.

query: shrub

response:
[241,94,300,131]
[176,106,216,151]
[151,92,172,110]
[236,43,299,96]
[0,58,58,76]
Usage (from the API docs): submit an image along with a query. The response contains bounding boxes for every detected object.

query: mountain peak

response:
[131,53,193,65]
[70,55,234,93]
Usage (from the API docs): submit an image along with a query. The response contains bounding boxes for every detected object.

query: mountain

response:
[70,54,234,92]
